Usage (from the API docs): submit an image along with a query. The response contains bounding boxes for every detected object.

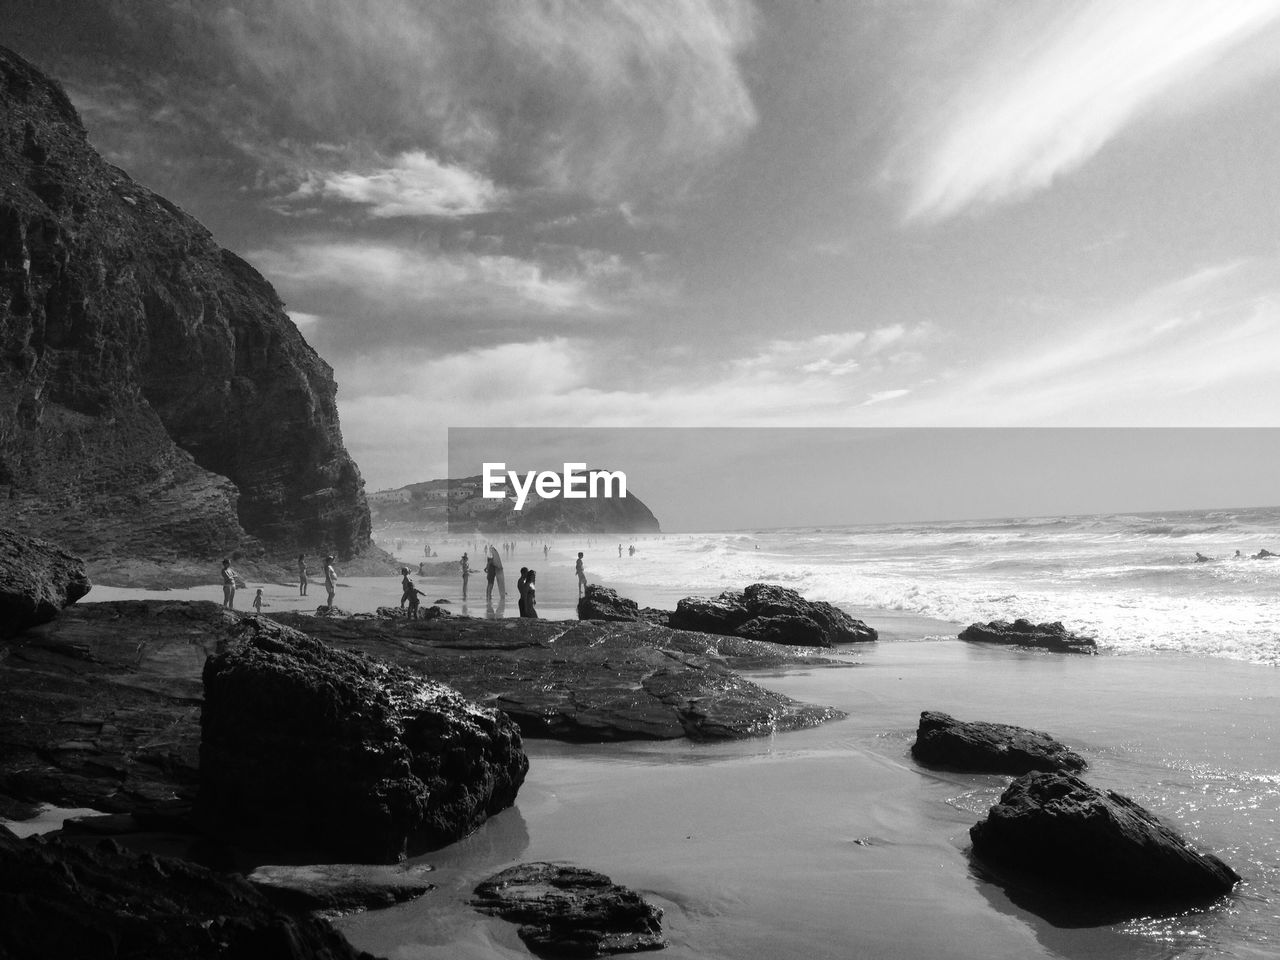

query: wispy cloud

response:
[284,151,503,218]
[894,0,1280,222]
[885,259,1280,424]
[254,240,620,318]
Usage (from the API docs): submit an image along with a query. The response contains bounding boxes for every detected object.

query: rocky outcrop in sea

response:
[959,619,1097,654]
[0,46,378,585]
[970,771,1240,918]
[911,710,1087,775]
[668,583,878,647]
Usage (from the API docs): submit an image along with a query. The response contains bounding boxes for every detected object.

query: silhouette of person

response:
[523,569,538,618]
[575,552,587,597]
[220,559,238,609]
[323,555,336,607]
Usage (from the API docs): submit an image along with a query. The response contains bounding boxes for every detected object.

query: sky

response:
[6,1,1280,523]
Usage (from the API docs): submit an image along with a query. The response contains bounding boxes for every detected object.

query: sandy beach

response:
[72,525,1280,959]
[328,636,1277,960]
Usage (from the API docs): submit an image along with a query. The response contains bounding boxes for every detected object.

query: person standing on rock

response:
[323,555,336,608]
[220,559,238,609]
[297,554,308,596]
[575,552,587,597]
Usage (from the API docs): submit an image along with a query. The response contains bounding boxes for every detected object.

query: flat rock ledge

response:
[970,772,1240,916]
[959,619,1097,654]
[276,611,848,743]
[198,616,528,863]
[911,710,1087,775]
[0,526,92,640]
[666,583,877,647]
[473,862,666,958]
[0,826,373,960]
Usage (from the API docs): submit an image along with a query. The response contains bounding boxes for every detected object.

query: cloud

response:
[152,0,758,203]
[285,151,503,218]
[253,240,645,323]
[892,0,1280,221]
[879,259,1280,425]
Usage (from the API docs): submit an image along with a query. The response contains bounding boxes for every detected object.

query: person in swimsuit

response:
[220,559,238,609]
[323,555,336,607]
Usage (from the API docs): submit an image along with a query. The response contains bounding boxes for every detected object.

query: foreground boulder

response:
[473,862,665,957]
[578,585,641,622]
[911,711,1087,775]
[0,827,373,960]
[970,772,1240,914]
[668,583,876,647]
[0,527,91,639]
[960,619,1097,654]
[198,616,528,863]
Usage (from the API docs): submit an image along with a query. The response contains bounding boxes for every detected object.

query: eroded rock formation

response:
[0,524,90,638]
[472,862,666,957]
[970,771,1240,915]
[198,616,529,863]
[669,583,878,647]
[0,827,376,960]
[0,46,375,584]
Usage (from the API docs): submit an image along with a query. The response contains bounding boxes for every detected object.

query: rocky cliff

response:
[0,47,376,584]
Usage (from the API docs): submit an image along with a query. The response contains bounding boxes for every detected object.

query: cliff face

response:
[0,47,374,580]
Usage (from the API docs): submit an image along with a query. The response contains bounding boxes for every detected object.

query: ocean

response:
[519,504,1280,664]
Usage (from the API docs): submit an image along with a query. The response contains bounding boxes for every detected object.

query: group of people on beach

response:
[218,553,337,613]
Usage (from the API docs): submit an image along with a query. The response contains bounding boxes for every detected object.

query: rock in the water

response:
[669,583,876,646]
[0,829,373,959]
[198,616,528,863]
[0,46,376,581]
[578,584,641,622]
[0,526,91,638]
[970,772,1240,913]
[911,710,1087,774]
[959,619,1097,654]
[472,862,666,958]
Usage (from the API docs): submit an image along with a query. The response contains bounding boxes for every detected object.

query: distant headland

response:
[369,474,662,534]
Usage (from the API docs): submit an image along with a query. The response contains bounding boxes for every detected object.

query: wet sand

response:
[333,639,1279,960]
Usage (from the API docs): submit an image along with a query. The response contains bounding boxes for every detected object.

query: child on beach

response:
[403,574,425,619]
[252,588,263,613]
